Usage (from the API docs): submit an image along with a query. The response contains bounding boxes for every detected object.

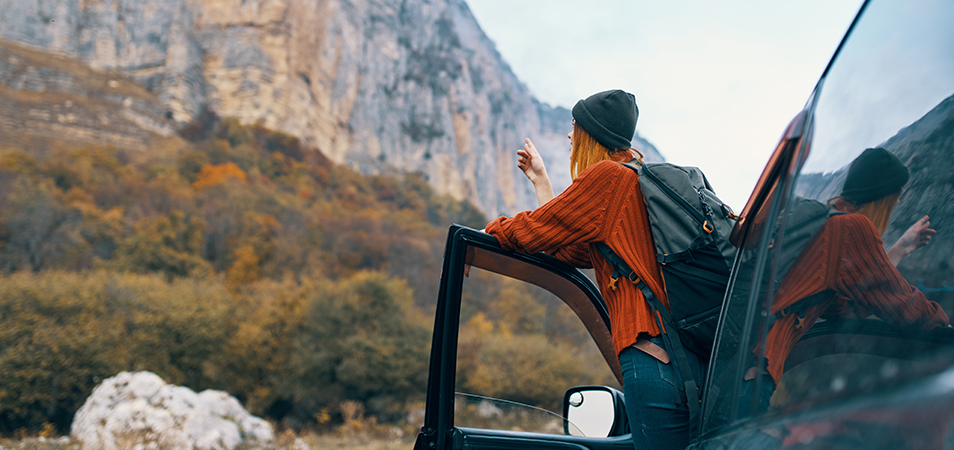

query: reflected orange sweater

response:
[764,213,950,382]
[485,159,669,357]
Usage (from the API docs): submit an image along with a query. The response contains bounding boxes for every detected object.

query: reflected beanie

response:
[571,90,638,150]
[841,147,910,205]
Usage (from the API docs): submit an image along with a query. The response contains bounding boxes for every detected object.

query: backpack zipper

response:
[698,189,715,219]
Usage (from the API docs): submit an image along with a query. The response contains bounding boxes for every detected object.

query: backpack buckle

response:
[628,272,640,284]
[795,315,807,330]
[721,203,739,220]
[609,276,619,291]
[703,220,714,234]
[783,306,808,330]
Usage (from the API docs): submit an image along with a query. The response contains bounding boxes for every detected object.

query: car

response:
[414,0,954,449]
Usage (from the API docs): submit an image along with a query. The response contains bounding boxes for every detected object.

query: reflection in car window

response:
[456,267,618,434]
[704,0,954,434]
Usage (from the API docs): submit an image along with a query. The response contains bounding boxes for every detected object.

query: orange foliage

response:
[192,162,247,190]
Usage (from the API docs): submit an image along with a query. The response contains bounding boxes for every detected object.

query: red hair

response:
[569,122,644,179]
[829,191,901,236]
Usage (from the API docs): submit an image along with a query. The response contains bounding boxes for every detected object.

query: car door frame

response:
[414,224,633,450]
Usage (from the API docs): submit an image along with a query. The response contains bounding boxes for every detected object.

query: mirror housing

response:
[562,386,628,438]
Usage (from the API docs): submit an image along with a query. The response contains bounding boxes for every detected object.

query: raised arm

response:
[517,138,555,206]
[886,215,935,266]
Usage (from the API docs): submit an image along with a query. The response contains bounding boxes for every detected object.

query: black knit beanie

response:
[840,147,910,205]
[571,90,638,150]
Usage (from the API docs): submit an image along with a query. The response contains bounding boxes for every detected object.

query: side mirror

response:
[562,386,628,437]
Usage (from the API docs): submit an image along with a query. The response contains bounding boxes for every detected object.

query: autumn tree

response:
[0,118,513,432]
[112,211,211,279]
[0,178,84,272]
[177,150,210,183]
[288,272,430,422]
[192,162,247,190]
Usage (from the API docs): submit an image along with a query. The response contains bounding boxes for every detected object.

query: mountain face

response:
[794,93,954,302]
[0,0,662,217]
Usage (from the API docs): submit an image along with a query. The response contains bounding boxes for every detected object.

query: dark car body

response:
[415,1,954,448]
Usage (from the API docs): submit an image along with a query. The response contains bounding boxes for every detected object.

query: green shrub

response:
[286,272,430,423]
[176,150,210,183]
[0,271,232,433]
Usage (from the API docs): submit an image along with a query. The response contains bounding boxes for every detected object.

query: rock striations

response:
[0,39,178,153]
[0,0,662,216]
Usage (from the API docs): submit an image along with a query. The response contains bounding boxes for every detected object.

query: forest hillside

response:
[0,115,615,435]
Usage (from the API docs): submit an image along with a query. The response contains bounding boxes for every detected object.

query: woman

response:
[484,89,705,450]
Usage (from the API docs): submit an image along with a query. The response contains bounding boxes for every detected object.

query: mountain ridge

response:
[0,0,662,216]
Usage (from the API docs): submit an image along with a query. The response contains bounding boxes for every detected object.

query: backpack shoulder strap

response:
[637,280,702,438]
[595,239,702,438]
[595,242,638,291]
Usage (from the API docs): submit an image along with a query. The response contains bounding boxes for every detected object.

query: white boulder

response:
[71,371,276,450]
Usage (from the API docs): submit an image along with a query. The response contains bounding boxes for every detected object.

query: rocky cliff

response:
[0,0,662,217]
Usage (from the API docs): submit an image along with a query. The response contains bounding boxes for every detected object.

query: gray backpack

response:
[597,162,739,357]
[596,162,738,438]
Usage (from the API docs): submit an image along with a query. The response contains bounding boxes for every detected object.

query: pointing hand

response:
[517,138,548,185]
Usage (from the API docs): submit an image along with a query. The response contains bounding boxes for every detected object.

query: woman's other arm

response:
[486,161,632,258]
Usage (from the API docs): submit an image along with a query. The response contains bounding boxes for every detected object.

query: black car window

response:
[703,0,954,434]
[778,0,954,411]
[455,264,620,435]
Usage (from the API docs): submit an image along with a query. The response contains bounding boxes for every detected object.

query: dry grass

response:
[299,433,413,450]
[0,37,185,156]
[1,433,414,450]
[0,437,74,450]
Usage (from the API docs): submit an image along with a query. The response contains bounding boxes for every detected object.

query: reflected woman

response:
[829,147,935,266]
[824,147,937,320]
[740,147,949,421]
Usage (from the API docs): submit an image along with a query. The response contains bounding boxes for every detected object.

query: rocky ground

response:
[1,370,418,450]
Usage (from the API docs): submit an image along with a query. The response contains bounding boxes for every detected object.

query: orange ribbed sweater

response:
[485,159,668,357]
[764,213,949,382]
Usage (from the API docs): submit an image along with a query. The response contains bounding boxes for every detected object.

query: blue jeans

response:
[619,337,707,450]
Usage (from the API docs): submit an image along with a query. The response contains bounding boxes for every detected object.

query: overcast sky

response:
[466,0,864,209]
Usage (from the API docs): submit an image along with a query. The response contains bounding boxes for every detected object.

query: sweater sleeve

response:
[831,214,950,330]
[551,243,593,268]
[485,161,631,258]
